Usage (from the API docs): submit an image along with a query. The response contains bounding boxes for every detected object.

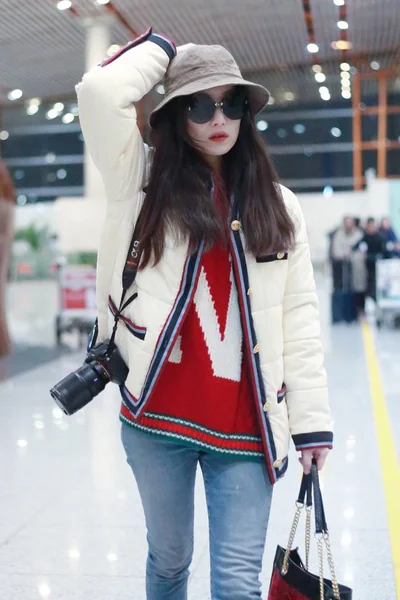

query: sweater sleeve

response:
[280,186,333,451]
[76,29,176,201]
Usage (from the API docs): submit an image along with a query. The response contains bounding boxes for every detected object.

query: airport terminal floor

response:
[1,274,400,600]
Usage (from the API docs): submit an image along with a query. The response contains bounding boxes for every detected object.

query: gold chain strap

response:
[284,503,341,599]
[281,502,304,575]
[324,533,341,599]
[317,535,325,600]
[305,506,312,571]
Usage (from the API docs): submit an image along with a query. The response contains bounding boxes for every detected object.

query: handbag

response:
[268,461,352,599]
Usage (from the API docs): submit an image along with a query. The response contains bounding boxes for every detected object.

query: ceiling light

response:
[341,71,351,80]
[30,97,41,105]
[45,152,57,164]
[17,439,28,447]
[62,113,74,124]
[27,104,39,115]
[107,44,121,57]
[70,105,79,116]
[277,128,288,138]
[312,65,322,73]
[96,0,110,3]
[371,61,380,70]
[256,120,268,132]
[340,62,351,71]
[334,0,345,5]
[68,548,81,559]
[57,168,67,179]
[321,94,331,102]
[331,40,353,50]
[267,96,275,105]
[323,185,334,198]
[284,92,295,102]
[8,89,23,101]
[293,124,306,134]
[53,102,64,112]
[34,421,45,430]
[57,0,72,9]
[319,86,329,95]
[0,130,9,141]
[337,20,349,30]
[315,73,326,83]
[156,84,165,95]
[331,127,342,138]
[342,90,352,99]
[307,43,319,54]
[46,108,59,120]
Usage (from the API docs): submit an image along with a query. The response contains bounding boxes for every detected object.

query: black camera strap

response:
[107,204,146,349]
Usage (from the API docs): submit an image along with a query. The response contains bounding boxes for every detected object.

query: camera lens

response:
[50,363,108,416]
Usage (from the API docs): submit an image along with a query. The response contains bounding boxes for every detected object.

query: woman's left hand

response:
[299,447,331,474]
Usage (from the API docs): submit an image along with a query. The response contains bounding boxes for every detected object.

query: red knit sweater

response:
[120,181,263,460]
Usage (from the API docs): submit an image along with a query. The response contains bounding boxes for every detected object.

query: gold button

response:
[263,402,270,412]
[277,252,285,260]
[231,220,241,232]
[253,343,260,354]
[247,288,252,296]
[273,459,282,468]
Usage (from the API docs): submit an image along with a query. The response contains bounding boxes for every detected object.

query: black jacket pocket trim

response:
[256,252,288,263]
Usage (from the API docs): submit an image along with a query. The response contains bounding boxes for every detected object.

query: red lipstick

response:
[209,132,229,142]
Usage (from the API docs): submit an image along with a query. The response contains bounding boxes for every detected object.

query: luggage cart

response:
[375,258,400,328]
[55,263,97,345]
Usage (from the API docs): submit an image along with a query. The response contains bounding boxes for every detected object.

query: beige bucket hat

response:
[149,44,270,128]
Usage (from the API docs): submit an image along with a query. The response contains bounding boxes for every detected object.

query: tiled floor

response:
[1,279,399,599]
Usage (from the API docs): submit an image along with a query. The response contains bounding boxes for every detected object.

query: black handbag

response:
[268,461,352,599]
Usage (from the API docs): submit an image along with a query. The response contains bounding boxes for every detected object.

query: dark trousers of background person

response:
[366,259,377,301]
[332,260,345,292]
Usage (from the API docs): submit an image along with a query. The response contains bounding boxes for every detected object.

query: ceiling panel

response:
[0,0,399,108]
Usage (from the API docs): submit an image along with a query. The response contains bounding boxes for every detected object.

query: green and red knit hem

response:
[120,406,264,461]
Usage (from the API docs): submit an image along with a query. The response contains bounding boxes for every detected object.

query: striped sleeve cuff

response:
[148,33,177,60]
[292,431,333,451]
[101,28,176,68]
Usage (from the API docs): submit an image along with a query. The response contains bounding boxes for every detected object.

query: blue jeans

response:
[121,424,273,600]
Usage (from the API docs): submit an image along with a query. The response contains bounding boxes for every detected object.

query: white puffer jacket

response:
[77,30,333,484]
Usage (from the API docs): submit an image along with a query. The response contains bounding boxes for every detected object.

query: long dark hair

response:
[138,96,295,268]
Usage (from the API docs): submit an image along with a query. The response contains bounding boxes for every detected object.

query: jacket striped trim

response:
[108,296,147,340]
[229,229,279,483]
[292,431,334,451]
[121,243,204,417]
[101,28,176,68]
[277,384,287,403]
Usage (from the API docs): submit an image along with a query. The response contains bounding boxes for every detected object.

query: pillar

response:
[81,15,114,201]
[0,160,16,357]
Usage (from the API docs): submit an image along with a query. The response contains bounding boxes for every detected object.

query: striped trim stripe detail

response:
[140,411,263,442]
[121,244,204,417]
[277,384,287,403]
[120,412,264,458]
[229,229,278,483]
[101,27,152,67]
[100,29,176,68]
[292,431,334,451]
[108,296,147,340]
[148,33,177,60]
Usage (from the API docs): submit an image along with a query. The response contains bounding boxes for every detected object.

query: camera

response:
[50,340,128,416]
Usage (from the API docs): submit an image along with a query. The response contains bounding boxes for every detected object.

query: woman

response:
[77,29,333,600]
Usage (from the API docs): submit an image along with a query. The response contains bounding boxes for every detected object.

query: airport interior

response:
[0,1,400,599]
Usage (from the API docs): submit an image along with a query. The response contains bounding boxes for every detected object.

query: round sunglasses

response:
[186,88,248,124]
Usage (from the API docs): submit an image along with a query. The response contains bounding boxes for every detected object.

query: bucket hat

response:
[150,44,270,128]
